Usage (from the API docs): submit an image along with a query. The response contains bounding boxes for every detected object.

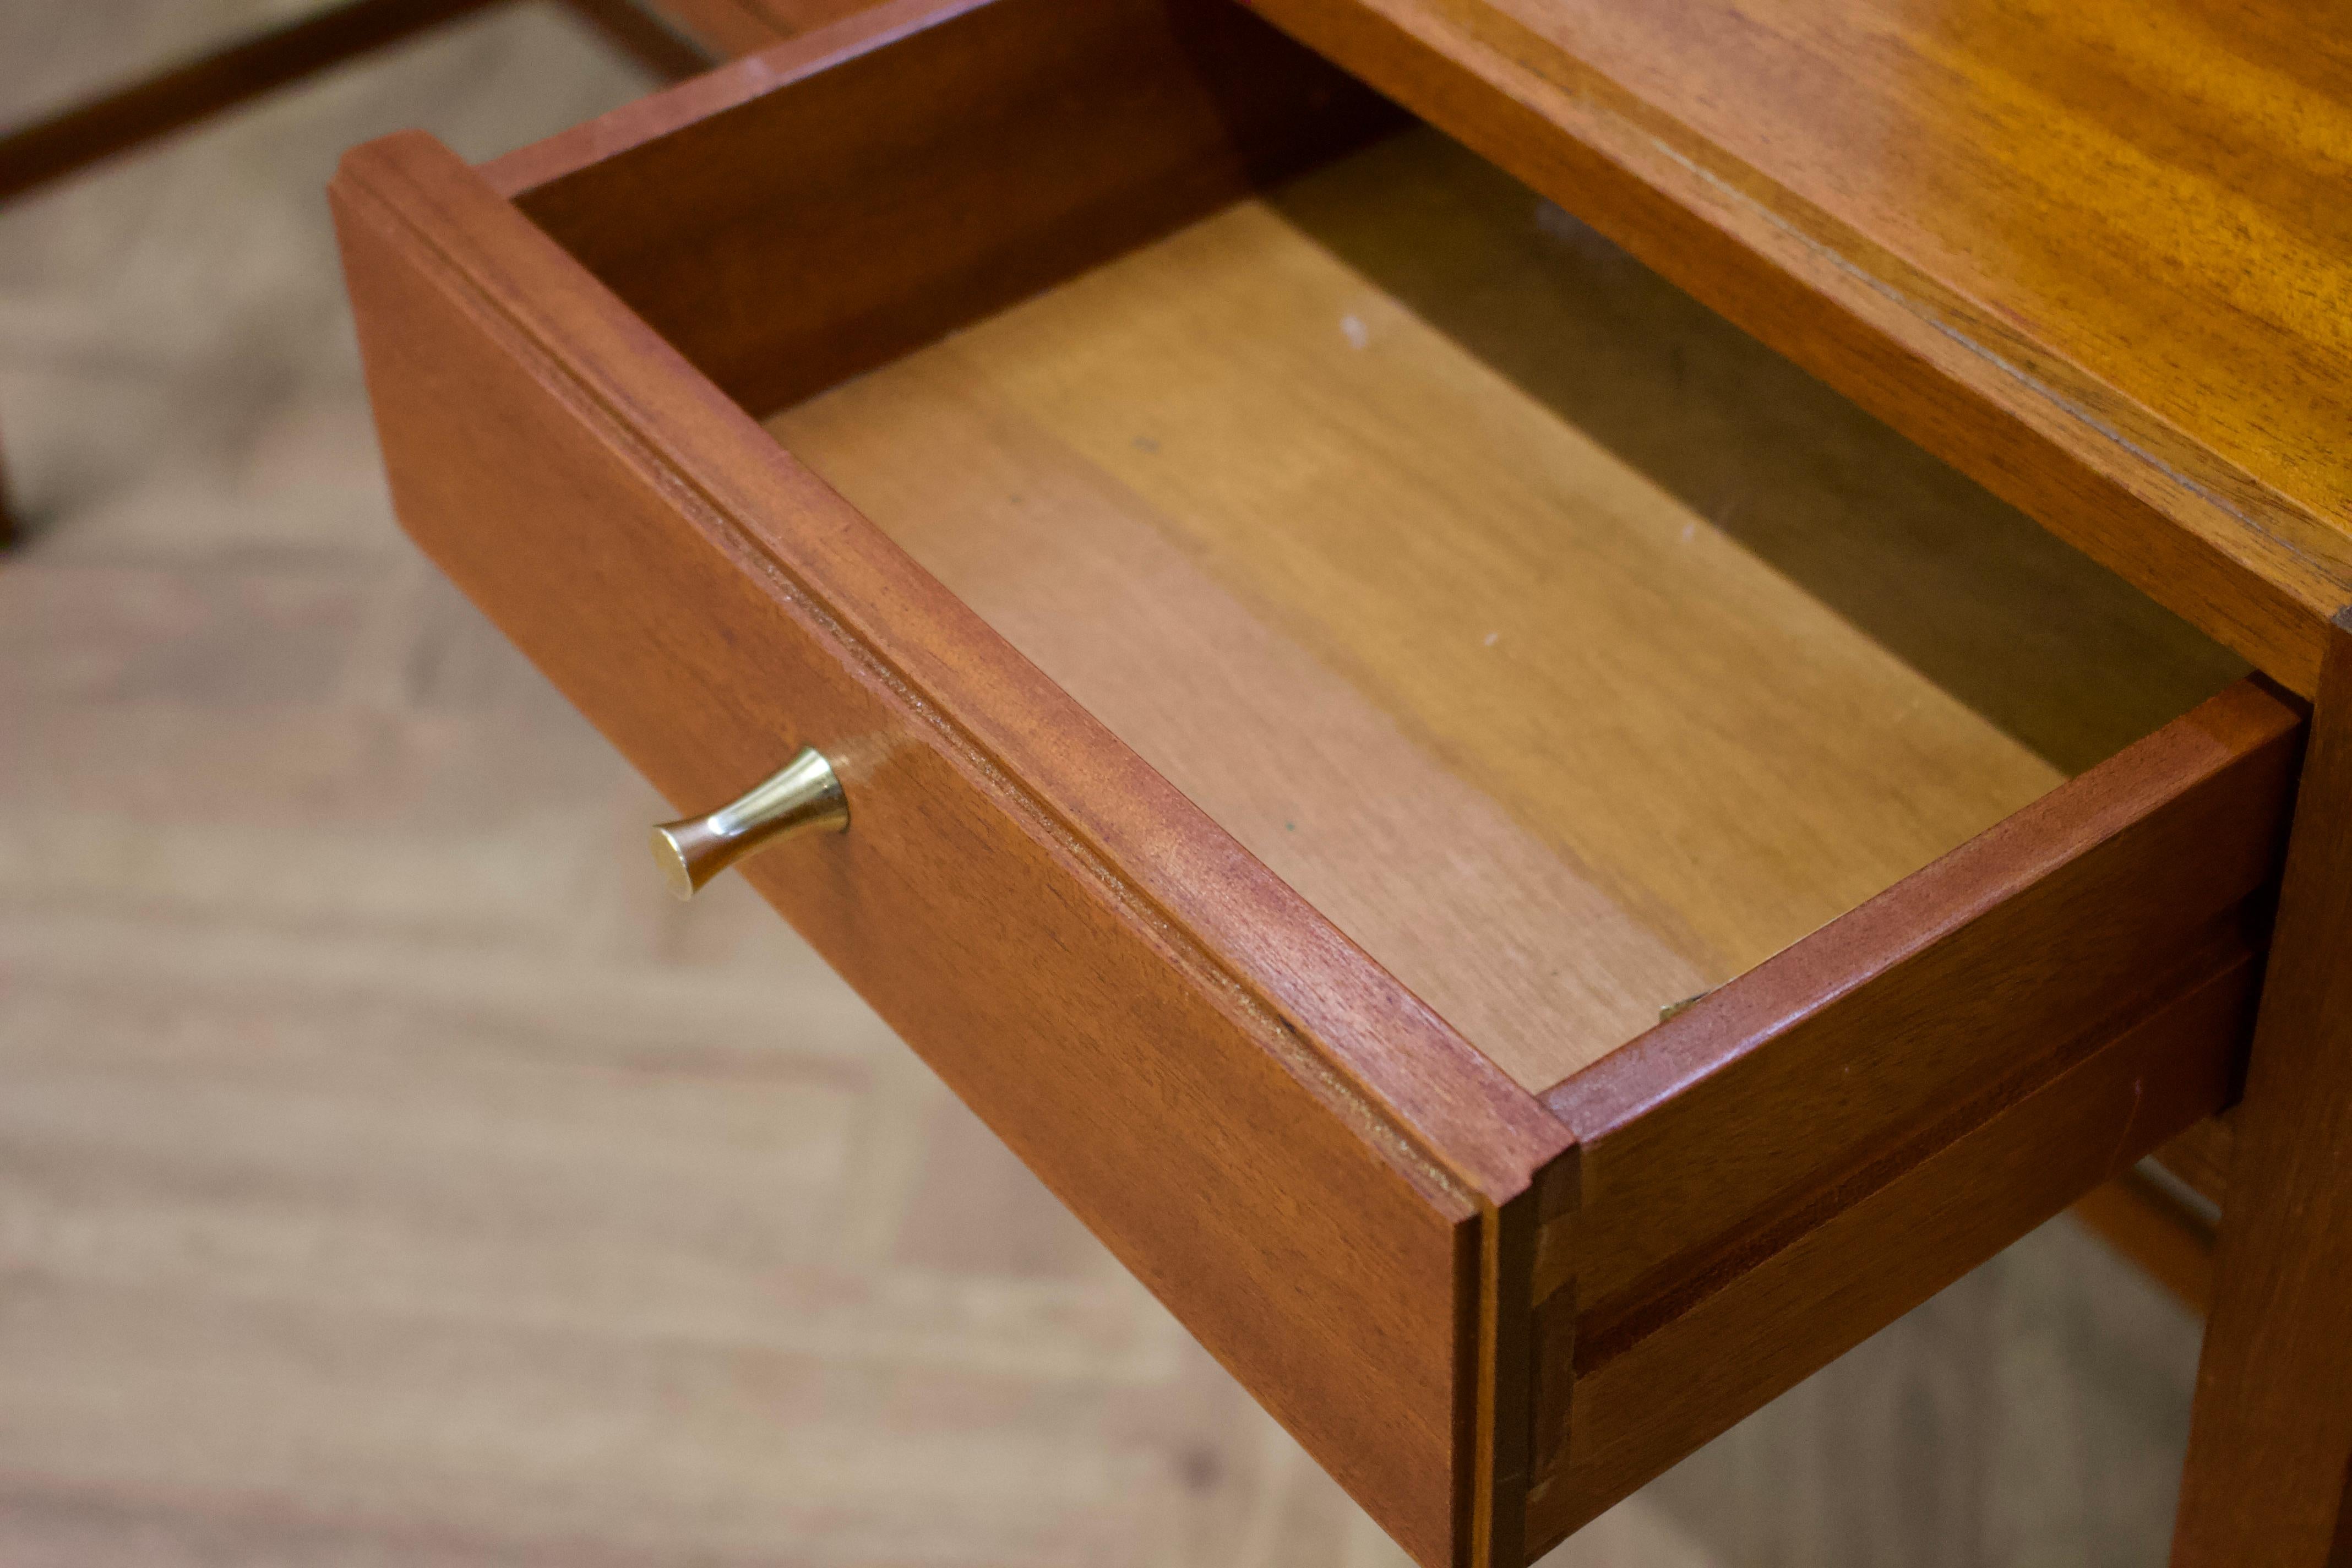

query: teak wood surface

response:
[331,0,2342,1562]
[1244,0,2352,698]
[766,124,2246,1092]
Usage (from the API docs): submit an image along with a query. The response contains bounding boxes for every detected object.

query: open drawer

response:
[329,1,2306,1561]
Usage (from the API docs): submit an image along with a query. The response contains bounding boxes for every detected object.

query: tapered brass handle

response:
[650,745,848,900]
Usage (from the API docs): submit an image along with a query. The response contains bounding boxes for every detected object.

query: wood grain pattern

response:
[774,348,1704,1088]
[491,0,1401,416]
[770,125,2241,1088]
[2173,611,2352,1567]
[1240,0,2352,694]
[431,3,1575,1201]
[331,122,1566,1568]
[1532,679,2302,1537]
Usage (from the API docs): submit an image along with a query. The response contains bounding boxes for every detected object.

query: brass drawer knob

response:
[650,745,848,900]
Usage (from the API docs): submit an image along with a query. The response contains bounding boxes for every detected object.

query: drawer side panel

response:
[1552,681,2302,1321]
[1528,680,2302,1540]
[1530,946,2254,1549]
[502,0,1402,417]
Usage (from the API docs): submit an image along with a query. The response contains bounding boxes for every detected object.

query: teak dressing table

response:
[328,1,2352,1561]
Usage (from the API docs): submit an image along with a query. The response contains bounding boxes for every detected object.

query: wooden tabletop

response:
[1264,0,2352,693]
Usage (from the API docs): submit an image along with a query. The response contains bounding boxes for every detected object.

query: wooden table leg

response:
[2173,607,2352,1566]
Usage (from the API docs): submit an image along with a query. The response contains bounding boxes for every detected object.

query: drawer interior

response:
[494,0,2247,1094]
[759,128,2243,1091]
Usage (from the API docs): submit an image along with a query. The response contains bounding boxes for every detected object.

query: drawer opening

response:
[498,0,2258,1103]
[502,0,2246,1094]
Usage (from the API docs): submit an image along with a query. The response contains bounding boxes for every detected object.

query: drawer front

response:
[331,122,1563,1568]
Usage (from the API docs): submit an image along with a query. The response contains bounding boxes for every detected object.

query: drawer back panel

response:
[489,0,1401,417]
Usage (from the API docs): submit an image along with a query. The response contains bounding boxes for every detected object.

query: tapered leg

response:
[2173,608,2352,1566]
